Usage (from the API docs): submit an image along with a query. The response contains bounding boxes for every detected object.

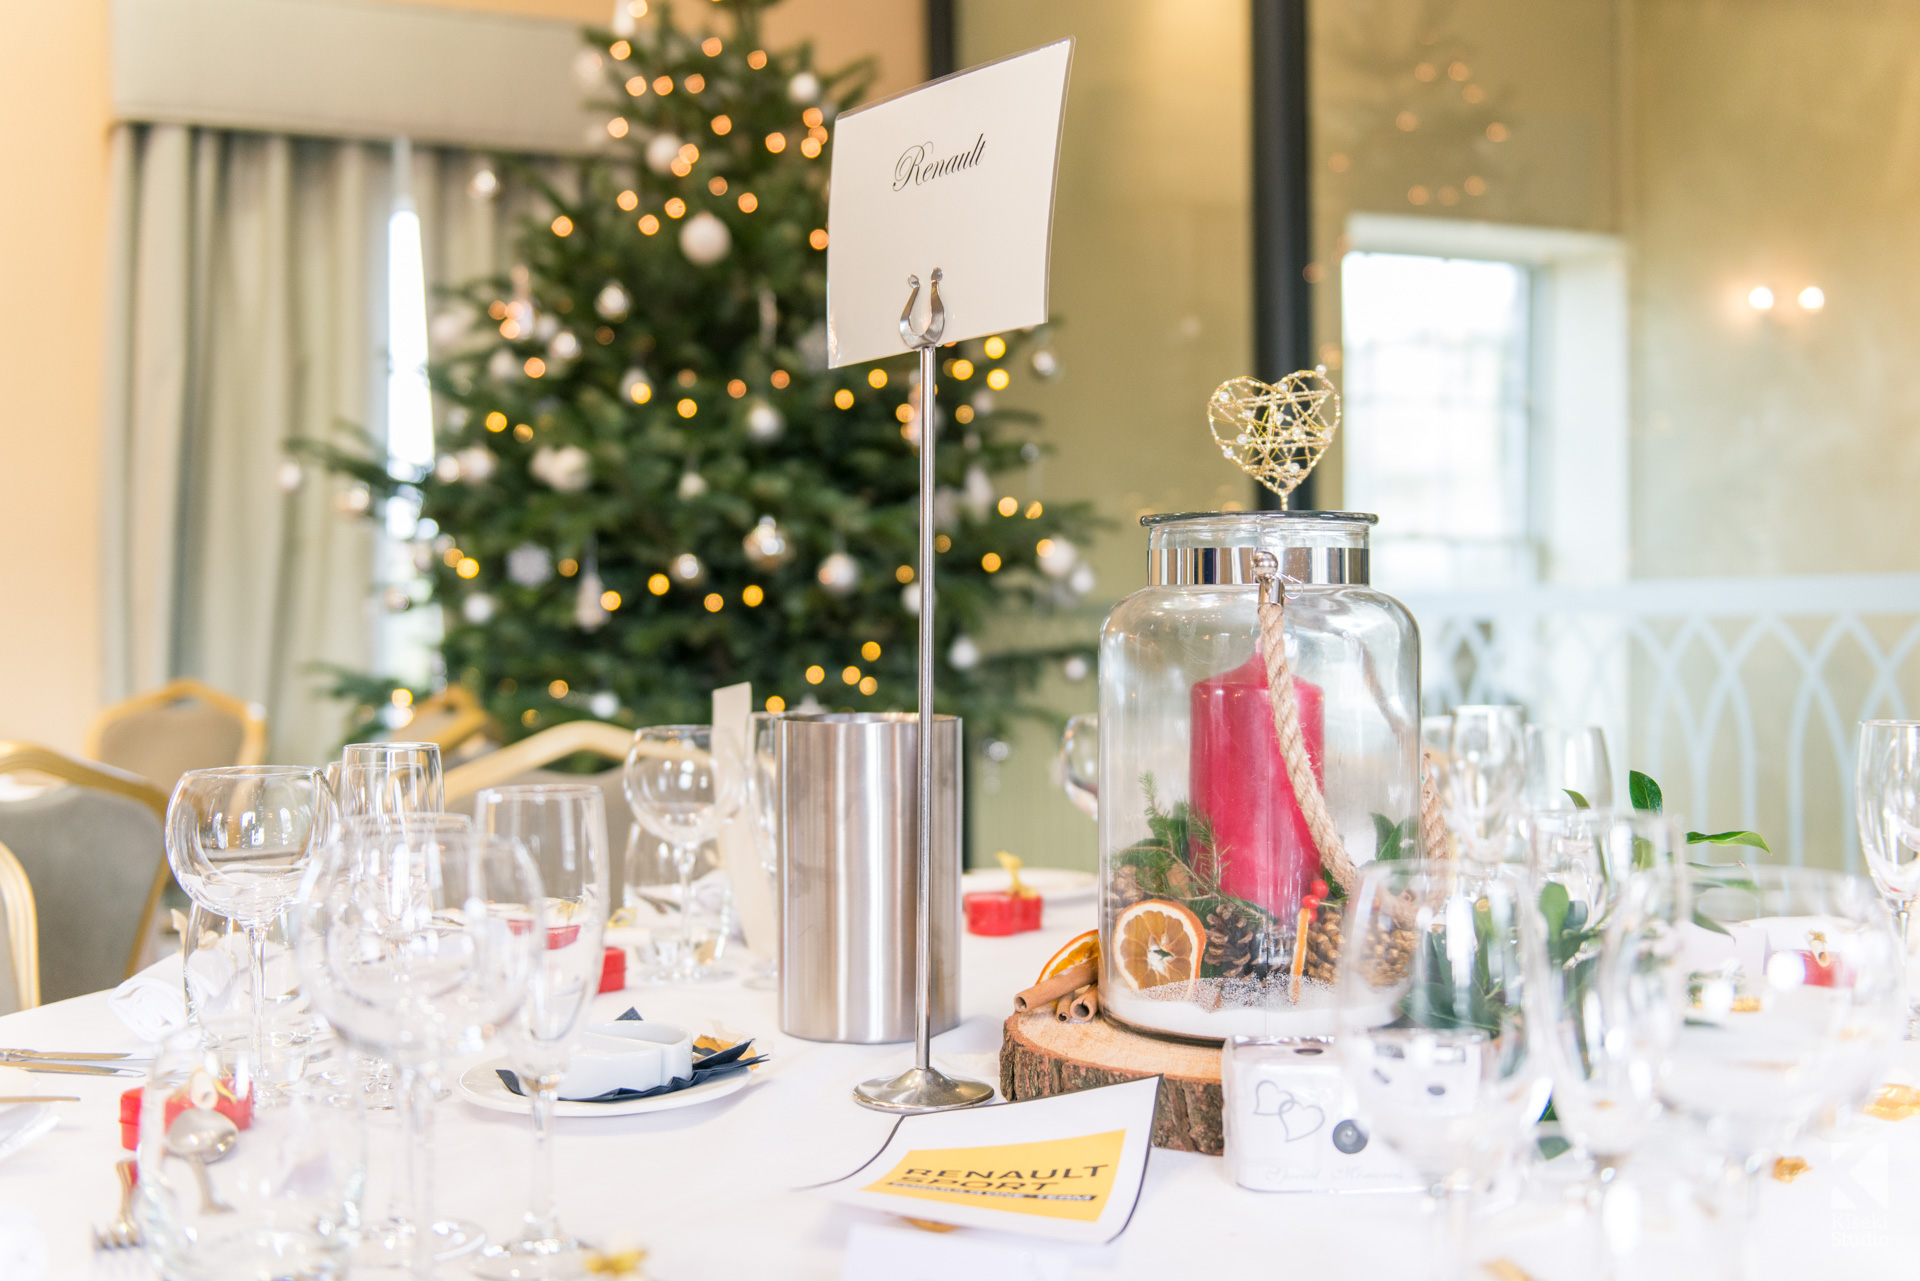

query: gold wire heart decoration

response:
[1208,371,1341,509]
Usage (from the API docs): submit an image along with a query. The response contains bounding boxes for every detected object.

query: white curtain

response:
[100,122,551,764]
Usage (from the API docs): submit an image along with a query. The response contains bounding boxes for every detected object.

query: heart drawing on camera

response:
[1206,371,1340,508]
[1252,1082,1327,1143]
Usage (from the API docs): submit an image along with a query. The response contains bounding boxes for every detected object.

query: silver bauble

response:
[947,635,981,671]
[677,471,708,500]
[1037,536,1078,580]
[595,281,631,321]
[1069,564,1096,596]
[462,592,497,624]
[589,690,620,719]
[679,211,732,267]
[787,71,821,103]
[1063,654,1090,682]
[742,516,794,569]
[548,330,581,363]
[574,563,609,631]
[670,552,706,585]
[645,132,683,175]
[900,582,921,616]
[382,585,413,613]
[1030,348,1060,378]
[434,454,461,483]
[506,542,554,588]
[745,399,785,441]
[619,367,653,404]
[816,550,860,597]
[487,348,521,381]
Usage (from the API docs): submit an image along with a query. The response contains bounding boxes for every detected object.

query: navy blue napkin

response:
[494,1009,766,1103]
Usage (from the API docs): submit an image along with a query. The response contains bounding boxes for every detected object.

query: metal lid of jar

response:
[1140,510,1374,586]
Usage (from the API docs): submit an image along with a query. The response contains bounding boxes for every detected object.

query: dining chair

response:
[0,743,170,1002]
[444,720,635,856]
[86,677,267,794]
[395,684,495,758]
[0,841,37,1013]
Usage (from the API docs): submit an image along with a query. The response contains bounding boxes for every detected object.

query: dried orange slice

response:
[1037,929,1100,984]
[1112,899,1205,996]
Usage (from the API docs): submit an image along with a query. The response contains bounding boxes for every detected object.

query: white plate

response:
[456,1058,756,1118]
[961,868,1096,902]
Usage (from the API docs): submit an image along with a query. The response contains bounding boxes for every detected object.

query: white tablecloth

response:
[2,903,1919,1280]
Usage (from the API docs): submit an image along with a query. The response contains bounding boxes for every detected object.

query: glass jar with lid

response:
[1098,511,1422,1041]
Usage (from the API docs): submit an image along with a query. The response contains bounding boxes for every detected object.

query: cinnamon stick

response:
[1068,984,1099,1022]
[1053,991,1078,1022]
[1012,960,1096,1013]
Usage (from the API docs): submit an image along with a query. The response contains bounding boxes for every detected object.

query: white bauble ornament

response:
[900,583,921,616]
[797,323,830,371]
[1069,564,1095,596]
[816,551,860,596]
[434,454,461,483]
[796,694,824,714]
[574,50,604,89]
[535,313,561,342]
[382,585,413,613]
[1037,536,1078,579]
[947,635,981,671]
[548,330,581,363]
[962,464,993,519]
[1030,349,1060,378]
[787,71,820,103]
[971,391,996,415]
[463,593,497,624]
[468,168,500,200]
[531,444,593,493]
[445,406,470,431]
[455,446,497,483]
[609,0,636,36]
[430,308,470,347]
[412,544,436,574]
[670,552,706,585]
[507,542,554,588]
[745,399,785,441]
[742,515,793,569]
[595,281,631,321]
[574,563,609,631]
[932,487,959,531]
[276,460,304,493]
[646,133,683,175]
[619,367,653,404]
[1063,654,1090,682]
[589,690,620,719]
[488,348,521,382]
[677,471,708,500]
[679,212,731,266]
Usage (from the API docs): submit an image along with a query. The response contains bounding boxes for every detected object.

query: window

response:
[1342,251,1533,587]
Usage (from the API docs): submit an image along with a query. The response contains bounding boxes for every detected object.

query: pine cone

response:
[1107,864,1148,915]
[1205,905,1260,978]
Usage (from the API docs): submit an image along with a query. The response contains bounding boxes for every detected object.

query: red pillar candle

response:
[1190,653,1325,920]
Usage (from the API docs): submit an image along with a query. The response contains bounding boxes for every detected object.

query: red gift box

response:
[598,945,626,993]
[965,891,1044,936]
[118,1083,253,1152]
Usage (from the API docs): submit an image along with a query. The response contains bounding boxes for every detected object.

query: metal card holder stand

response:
[852,270,994,1114]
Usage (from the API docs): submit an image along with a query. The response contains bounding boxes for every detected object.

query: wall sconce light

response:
[1798,286,1825,311]
[1747,286,1775,311]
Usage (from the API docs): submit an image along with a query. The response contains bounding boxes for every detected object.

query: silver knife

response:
[12,1062,141,1077]
[0,1049,134,1061]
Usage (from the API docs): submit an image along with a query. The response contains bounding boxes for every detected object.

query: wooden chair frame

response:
[85,677,268,768]
[0,741,172,983]
[0,840,39,1009]
[443,720,634,804]
[404,685,496,755]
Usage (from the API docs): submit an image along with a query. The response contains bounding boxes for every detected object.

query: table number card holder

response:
[827,38,1074,1115]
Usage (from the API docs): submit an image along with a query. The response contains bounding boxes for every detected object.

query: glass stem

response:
[526,1078,562,1243]
[245,922,268,1096]
[1429,1175,1473,1281]
[676,845,697,975]
[398,1061,435,1278]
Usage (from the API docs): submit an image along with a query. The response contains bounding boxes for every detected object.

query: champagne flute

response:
[333,740,444,817]
[1335,860,1548,1281]
[1855,720,1920,1034]
[294,815,543,1279]
[1522,724,1613,813]
[741,712,783,991]
[473,785,611,1281]
[1445,705,1527,862]
[166,766,332,1105]
[1053,713,1098,820]
[624,726,742,984]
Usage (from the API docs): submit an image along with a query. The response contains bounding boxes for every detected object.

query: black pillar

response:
[1251,0,1316,511]
[926,0,957,79]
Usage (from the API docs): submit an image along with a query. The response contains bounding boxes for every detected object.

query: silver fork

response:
[92,1159,141,1251]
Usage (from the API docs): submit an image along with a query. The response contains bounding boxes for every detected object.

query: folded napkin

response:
[108,955,189,1044]
[495,1008,766,1103]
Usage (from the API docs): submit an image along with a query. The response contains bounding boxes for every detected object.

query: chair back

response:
[445,721,636,858]
[0,842,34,1013]
[397,685,494,755]
[87,678,266,794]
[0,743,170,1001]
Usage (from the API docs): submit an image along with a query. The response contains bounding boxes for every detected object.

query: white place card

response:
[809,1076,1156,1244]
[826,39,1074,368]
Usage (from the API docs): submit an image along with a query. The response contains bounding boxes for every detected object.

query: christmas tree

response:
[318,0,1097,745]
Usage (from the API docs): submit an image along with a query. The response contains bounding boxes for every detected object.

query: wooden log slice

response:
[999,1011,1224,1154]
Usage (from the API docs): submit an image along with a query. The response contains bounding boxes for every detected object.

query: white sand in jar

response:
[1102,974,1352,1041]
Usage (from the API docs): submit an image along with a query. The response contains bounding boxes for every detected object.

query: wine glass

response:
[1659,865,1903,1277]
[1335,860,1548,1281]
[166,766,332,1104]
[333,740,444,817]
[740,711,783,991]
[624,726,742,984]
[472,785,611,1281]
[1053,713,1098,820]
[1445,705,1527,862]
[293,814,543,1278]
[1523,724,1613,813]
[1854,720,1920,1034]
[1522,859,1690,1273]
[133,1029,364,1281]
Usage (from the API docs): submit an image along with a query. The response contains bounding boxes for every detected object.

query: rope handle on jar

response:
[1252,552,1452,902]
